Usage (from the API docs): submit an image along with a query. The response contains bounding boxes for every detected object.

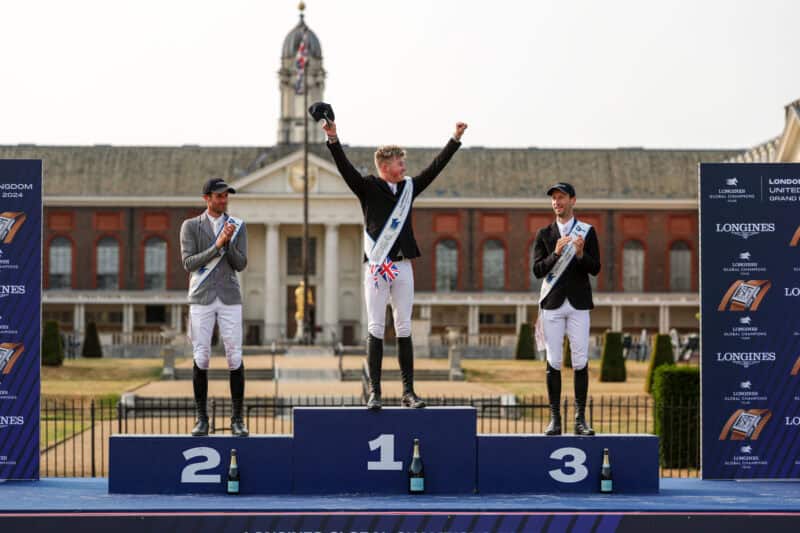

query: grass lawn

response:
[41,358,162,399]
[461,359,670,397]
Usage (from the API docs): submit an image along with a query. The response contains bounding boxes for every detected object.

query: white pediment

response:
[229,150,352,195]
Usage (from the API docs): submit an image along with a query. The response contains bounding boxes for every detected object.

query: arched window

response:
[96,237,120,289]
[622,240,645,292]
[482,240,505,291]
[144,237,167,290]
[435,240,458,292]
[49,237,72,289]
[669,241,692,292]
[529,243,542,293]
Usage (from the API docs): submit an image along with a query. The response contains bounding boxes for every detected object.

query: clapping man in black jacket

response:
[322,117,467,409]
[533,182,601,436]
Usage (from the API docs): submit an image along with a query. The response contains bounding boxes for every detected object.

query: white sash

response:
[363,176,413,263]
[188,214,244,299]
[534,220,593,351]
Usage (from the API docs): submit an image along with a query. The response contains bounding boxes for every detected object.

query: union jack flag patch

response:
[370,259,400,287]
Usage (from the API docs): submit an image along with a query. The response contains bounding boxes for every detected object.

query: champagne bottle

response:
[600,448,612,493]
[227,448,240,495]
[408,438,425,494]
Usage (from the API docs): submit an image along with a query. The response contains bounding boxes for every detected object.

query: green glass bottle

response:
[227,448,240,495]
[408,438,425,494]
[600,448,612,494]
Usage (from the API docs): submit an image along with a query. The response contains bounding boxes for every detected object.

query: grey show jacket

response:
[180,212,248,305]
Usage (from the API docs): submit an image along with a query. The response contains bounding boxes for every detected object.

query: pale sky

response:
[2,0,798,149]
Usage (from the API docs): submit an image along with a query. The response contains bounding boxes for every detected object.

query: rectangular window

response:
[287,237,317,276]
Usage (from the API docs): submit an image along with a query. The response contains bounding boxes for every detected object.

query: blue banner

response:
[0,160,41,481]
[700,163,800,479]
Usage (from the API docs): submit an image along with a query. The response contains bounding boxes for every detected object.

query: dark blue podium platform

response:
[109,407,658,495]
[1,478,800,533]
[109,407,659,495]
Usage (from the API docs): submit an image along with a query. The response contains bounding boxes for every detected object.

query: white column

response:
[468,305,480,345]
[420,305,432,321]
[659,305,670,334]
[122,304,134,342]
[611,305,623,332]
[515,304,527,334]
[420,304,432,337]
[264,223,281,342]
[73,303,85,338]
[170,304,183,333]
[324,223,340,343]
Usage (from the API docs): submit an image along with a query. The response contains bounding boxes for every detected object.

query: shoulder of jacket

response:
[181,215,200,228]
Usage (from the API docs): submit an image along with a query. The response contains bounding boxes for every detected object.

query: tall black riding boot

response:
[366,334,383,410]
[230,363,249,437]
[574,365,595,436]
[191,362,209,436]
[544,362,562,435]
[398,337,425,408]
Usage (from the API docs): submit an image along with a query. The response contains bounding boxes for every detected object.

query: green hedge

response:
[600,331,626,382]
[645,334,674,393]
[82,321,103,358]
[515,323,536,360]
[653,365,699,468]
[41,320,64,367]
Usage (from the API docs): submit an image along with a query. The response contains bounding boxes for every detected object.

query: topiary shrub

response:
[600,331,626,382]
[515,323,535,360]
[42,320,64,367]
[646,334,674,393]
[82,321,103,358]
[653,365,699,469]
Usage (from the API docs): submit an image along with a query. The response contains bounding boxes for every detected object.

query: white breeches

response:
[189,298,242,370]
[541,300,590,371]
[364,261,414,339]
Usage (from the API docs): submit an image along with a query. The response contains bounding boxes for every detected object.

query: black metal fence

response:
[40,395,699,478]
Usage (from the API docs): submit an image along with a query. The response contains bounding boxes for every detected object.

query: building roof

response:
[0,143,739,199]
[281,13,322,59]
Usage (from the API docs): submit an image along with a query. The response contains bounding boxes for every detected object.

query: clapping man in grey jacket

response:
[180,178,249,437]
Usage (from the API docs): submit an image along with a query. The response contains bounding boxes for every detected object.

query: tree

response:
[82,321,103,358]
[515,323,536,360]
[600,331,626,382]
[646,334,674,393]
[42,320,64,367]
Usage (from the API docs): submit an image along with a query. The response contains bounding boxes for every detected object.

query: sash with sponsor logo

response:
[188,214,244,299]
[363,176,413,288]
[534,220,593,351]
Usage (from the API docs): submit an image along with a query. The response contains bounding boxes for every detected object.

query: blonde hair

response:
[374,145,406,172]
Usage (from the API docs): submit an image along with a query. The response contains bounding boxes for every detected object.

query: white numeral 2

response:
[548,447,588,483]
[181,446,221,483]
[367,434,403,471]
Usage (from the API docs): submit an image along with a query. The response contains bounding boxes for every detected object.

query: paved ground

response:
[135,379,507,398]
[173,354,451,370]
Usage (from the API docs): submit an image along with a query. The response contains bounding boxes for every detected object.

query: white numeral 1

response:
[367,434,403,471]
[548,446,588,483]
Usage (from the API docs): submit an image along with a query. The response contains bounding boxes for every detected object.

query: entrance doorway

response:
[286,285,317,342]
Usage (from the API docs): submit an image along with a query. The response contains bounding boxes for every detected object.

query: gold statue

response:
[294,281,314,322]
